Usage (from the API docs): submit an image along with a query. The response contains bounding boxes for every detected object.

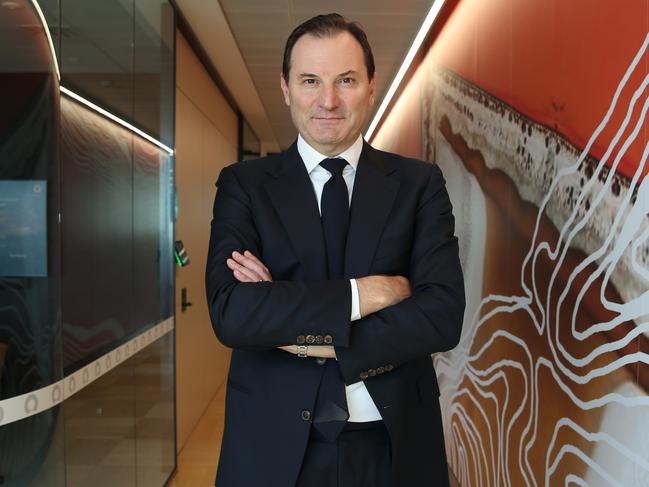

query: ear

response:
[368,76,377,106]
[280,73,290,106]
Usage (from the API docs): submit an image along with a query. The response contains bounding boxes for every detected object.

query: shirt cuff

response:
[350,279,361,321]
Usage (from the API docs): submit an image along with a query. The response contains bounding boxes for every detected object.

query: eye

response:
[303,78,318,85]
[339,77,355,85]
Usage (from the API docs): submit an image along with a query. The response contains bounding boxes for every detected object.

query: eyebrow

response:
[297,70,359,78]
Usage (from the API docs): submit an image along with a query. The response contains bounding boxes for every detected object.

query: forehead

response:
[290,31,366,77]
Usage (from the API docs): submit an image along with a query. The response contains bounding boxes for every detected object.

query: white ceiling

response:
[180,0,433,151]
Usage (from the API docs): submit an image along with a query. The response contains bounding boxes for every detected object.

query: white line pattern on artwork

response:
[426,32,649,487]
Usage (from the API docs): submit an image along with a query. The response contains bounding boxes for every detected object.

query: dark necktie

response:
[313,158,350,441]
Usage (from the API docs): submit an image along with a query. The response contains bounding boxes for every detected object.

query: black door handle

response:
[181,287,193,312]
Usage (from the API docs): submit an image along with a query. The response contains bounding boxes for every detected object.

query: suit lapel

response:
[344,142,400,279]
[264,143,328,280]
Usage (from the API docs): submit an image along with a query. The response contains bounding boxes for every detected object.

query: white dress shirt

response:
[296,134,382,422]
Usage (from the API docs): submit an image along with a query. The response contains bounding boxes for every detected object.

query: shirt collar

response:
[297,134,363,174]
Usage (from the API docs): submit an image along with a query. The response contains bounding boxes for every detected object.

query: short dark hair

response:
[282,13,375,82]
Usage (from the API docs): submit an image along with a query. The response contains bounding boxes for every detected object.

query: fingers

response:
[277,345,297,354]
[227,258,259,282]
[236,250,273,280]
[242,250,272,276]
[307,345,336,358]
[226,250,273,282]
[276,345,336,359]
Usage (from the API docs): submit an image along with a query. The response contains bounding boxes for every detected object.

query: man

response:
[206,13,464,487]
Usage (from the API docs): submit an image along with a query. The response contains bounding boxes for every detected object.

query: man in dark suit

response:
[205,13,464,487]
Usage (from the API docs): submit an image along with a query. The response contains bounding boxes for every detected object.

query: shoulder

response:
[222,152,283,177]
[366,145,442,180]
[216,152,285,188]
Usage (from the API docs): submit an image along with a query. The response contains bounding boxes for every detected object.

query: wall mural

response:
[374,1,649,485]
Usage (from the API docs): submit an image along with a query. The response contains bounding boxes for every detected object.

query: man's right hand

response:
[356,275,411,318]
[227,249,410,319]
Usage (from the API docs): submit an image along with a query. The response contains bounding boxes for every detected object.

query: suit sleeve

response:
[205,165,352,350]
[335,164,465,384]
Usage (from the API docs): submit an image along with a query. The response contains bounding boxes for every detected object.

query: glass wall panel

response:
[0,408,66,487]
[37,0,60,61]
[133,146,174,325]
[134,332,175,487]
[2,2,175,485]
[60,0,134,123]
[0,2,64,485]
[134,0,175,147]
[60,96,135,372]
[64,358,136,487]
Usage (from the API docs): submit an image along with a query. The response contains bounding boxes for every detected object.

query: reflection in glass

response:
[135,332,175,487]
[0,1,63,484]
[60,95,135,370]
[1,1,175,485]
[64,357,136,487]
[36,0,60,61]
[60,0,134,123]
[134,0,175,147]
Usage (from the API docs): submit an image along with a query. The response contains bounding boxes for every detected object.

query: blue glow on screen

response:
[0,180,48,277]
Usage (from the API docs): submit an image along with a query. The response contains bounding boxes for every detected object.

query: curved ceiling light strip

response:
[30,0,174,155]
[365,0,447,141]
[60,86,175,155]
[30,0,60,80]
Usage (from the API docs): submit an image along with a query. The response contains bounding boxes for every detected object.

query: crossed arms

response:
[205,163,465,383]
[226,249,411,358]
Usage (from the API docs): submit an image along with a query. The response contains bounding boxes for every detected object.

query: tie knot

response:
[320,158,348,176]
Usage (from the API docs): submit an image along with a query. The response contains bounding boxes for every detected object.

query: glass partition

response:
[0,1,176,485]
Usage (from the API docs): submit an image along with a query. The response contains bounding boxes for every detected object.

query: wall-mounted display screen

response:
[0,179,47,277]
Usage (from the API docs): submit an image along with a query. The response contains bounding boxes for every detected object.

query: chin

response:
[308,132,342,146]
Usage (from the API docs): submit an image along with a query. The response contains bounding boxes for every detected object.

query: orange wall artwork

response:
[373,0,649,485]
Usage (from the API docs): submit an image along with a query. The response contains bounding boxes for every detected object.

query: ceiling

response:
[183,0,433,151]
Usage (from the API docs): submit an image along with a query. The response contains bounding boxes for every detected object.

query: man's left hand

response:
[278,345,337,358]
[227,250,273,282]
[228,250,337,359]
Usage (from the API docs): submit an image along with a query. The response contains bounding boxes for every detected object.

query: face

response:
[280,31,376,156]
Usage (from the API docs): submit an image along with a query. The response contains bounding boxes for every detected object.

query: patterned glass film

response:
[59,0,175,372]
[0,0,63,485]
[0,1,175,485]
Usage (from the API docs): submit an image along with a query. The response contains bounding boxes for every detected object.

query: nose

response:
[319,84,339,111]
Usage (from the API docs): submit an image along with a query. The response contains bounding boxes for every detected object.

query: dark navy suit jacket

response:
[205,141,465,486]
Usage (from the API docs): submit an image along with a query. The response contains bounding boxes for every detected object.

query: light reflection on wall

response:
[373,1,649,485]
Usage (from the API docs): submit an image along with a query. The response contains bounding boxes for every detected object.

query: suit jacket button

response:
[301,409,311,421]
[360,371,369,380]
[368,368,376,377]
[306,335,315,344]
[315,334,324,344]
[323,335,333,344]
[296,335,306,345]
[377,366,385,374]
[385,364,394,372]
[316,357,327,365]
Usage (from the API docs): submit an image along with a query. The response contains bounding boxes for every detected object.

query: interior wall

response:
[174,30,237,452]
[373,1,649,485]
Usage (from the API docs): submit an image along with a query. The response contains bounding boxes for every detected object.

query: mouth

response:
[312,117,345,122]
